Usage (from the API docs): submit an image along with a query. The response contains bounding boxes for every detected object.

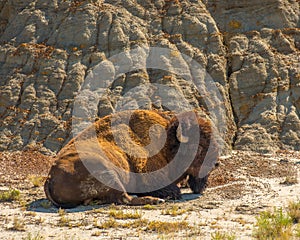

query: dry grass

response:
[94,217,148,230]
[142,204,156,210]
[252,200,300,239]
[295,224,300,238]
[287,201,300,223]
[108,208,142,219]
[91,231,102,237]
[94,218,118,229]
[23,232,45,240]
[211,231,236,240]
[57,215,72,227]
[24,211,37,217]
[9,216,26,231]
[121,219,149,229]
[39,200,52,209]
[146,220,191,234]
[57,208,66,216]
[161,205,186,216]
[0,150,299,239]
[280,175,298,185]
[253,208,293,240]
[0,188,20,202]
[93,216,193,234]
[57,208,72,227]
[28,175,46,188]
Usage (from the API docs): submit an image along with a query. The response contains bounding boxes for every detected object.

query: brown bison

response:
[44,110,219,208]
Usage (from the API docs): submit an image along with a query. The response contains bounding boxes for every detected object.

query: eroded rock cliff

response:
[0,0,299,154]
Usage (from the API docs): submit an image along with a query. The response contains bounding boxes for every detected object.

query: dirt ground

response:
[0,150,299,239]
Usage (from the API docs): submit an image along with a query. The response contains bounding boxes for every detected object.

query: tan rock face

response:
[0,0,299,154]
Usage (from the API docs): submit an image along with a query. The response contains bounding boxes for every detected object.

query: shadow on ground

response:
[27,198,110,213]
[27,192,201,213]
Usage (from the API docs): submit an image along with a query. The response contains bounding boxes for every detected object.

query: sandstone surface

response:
[0,0,299,154]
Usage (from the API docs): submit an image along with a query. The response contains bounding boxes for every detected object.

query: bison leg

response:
[135,183,181,200]
[188,175,208,194]
[90,171,165,206]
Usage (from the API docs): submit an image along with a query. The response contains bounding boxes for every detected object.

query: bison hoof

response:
[129,196,165,205]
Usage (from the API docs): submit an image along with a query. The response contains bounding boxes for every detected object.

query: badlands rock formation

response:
[0,0,299,154]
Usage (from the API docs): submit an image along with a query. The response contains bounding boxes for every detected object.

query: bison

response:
[44,110,219,208]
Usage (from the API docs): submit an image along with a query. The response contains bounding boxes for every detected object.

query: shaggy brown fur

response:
[44,110,218,208]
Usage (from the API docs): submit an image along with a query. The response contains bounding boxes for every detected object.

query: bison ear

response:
[176,124,189,143]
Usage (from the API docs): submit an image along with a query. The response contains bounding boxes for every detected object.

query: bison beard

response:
[187,175,208,194]
[44,110,218,208]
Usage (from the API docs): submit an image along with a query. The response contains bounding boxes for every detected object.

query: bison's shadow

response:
[27,193,201,213]
[180,192,202,201]
[27,199,110,213]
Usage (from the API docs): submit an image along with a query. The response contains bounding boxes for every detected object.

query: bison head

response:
[166,111,219,194]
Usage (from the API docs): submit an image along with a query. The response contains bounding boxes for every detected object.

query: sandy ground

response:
[0,150,299,239]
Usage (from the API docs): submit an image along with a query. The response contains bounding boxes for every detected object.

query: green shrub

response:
[253,208,293,240]
[287,201,300,223]
[211,231,236,240]
[0,188,20,202]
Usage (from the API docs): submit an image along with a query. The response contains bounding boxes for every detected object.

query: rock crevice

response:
[0,0,299,154]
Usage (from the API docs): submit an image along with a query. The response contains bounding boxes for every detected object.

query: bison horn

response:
[176,124,189,143]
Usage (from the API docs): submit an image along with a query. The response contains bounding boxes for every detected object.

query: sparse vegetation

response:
[35,217,45,225]
[121,219,148,229]
[40,200,52,209]
[287,200,300,223]
[58,208,66,216]
[94,217,149,230]
[184,225,202,239]
[108,208,142,219]
[253,207,293,239]
[143,204,156,210]
[93,216,192,234]
[280,175,298,185]
[94,218,118,229]
[295,224,300,237]
[211,231,236,240]
[9,216,26,231]
[23,232,45,240]
[75,218,89,227]
[92,207,105,213]
[91,231,102,237]
[146,220,191,234]
[0,188,20,202]
[233,217,247,225]
[57,215,72,227]
[28,175,45,187]
[161,205,186,216]
[19,199,29,210]
[253,201,300,239]
[57,208,72,227]
[0,150,299,238]
[24,211,37,217]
